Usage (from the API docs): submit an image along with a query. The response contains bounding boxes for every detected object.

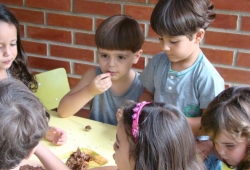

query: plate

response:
[60,148,108,169]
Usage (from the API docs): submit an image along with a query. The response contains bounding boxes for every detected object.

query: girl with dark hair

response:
[0,3,67,146]
[92,101,205,170]
[201,86,250,170]
[0,3,36,89]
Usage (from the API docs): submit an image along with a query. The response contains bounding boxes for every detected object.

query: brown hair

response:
[150,0,215,39]
[95,14,144,53]
[121,100,205,170]
[0,4,38,90]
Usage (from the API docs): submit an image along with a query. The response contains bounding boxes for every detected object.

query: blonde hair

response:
[201,86,250,169]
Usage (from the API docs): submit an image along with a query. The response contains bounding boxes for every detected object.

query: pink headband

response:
[132,101,150,141]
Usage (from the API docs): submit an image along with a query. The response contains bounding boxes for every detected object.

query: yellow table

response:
[31,110,117,166]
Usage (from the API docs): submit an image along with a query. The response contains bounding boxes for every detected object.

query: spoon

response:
[69,118,91,131]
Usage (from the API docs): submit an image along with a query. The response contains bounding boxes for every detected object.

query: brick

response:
[26,0,71,11]
[68,77,80,89]
[20,25,24,37]
[74,0,121,16]
[28,56,70,73]
[213,0,250,12]
[216,67,250,84]
[50,45,94,62]
[148,26,158,38]
[242,16,250,32]
[96,18,105,29]
[133,56,145,69]
[75,32,95,47]
[1,0,23,5]
[125,5,154,21]
[22,40,47,55]
[140,23,146,34]
[74,63,95,75]
[32,71,40,75]
[27,26,71,43]
[142,41,162,55]
[211,14,237,30]
[205,31,250,50]
[47,13,92,31]
[201,48,233,65]
[8,7,44,24]
[149,0,158,4]
[125,0,146,3]
[236,52,250,67]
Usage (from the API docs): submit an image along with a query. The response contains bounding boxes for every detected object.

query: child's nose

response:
[109,58,115,66]
[216,145,226,156]
[161,42,170,51]
[3,46,11,57]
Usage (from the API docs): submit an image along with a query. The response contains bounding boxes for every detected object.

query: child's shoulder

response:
[195,52,224,82]
[149,52,170,66]
[199,54,221,75]
[152,52,168,60]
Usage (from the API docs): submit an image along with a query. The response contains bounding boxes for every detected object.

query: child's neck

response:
[171,48,201,72]
[0,69,8,80]
[111,70,135,96]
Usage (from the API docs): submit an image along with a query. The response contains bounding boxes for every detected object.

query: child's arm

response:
[186,117,201,136]
[139,88,154,102]
[34,142,70,170]
[58,68,112,118]
[187,108,209,136]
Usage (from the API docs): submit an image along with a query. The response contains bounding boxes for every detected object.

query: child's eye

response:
[100,54,108,58]
[226,145,235,149]
[118,56,125,60]
[170,41,178,44]
[10,43,17,47]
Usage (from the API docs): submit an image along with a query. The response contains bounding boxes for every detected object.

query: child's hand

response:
[116,109,123,121]
[45,126,67,145]
[88,73,112,95]
[196,140,214,160]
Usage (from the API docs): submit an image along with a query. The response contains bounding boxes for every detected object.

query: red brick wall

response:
[2,0,250,87]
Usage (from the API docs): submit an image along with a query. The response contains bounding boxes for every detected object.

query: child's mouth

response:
[108,71,116,75]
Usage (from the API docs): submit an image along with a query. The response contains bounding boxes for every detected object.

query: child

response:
[58,15,144,125]
[138,0,224,169]
[0,78,70,170]
[201,86,250,170]
[0,3,67,145]
[94,101,205,170]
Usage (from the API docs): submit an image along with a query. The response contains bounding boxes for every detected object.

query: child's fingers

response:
[52,136,67,145]
[116,109,123,121]
[59,134,68,141]
[98,73,111,80]
[53,139,67,145]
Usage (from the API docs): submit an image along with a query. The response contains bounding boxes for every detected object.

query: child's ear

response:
[133,49,143,64]
[195,28,205,44]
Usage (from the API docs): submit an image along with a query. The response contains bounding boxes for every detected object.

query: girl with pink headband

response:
[92,101,205,170]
